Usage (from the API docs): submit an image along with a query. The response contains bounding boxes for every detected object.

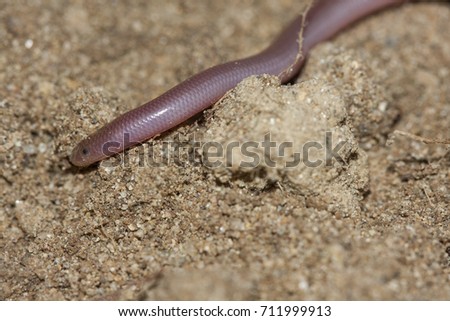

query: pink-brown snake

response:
[70,0,410,167]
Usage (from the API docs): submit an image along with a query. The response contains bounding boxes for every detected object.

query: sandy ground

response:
[1,0,449,300]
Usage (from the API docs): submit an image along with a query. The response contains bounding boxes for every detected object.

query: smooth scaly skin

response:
[71,0,408,167]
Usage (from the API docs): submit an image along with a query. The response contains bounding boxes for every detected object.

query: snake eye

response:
[82,147,89,156]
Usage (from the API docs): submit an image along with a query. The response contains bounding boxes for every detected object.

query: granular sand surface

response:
[1,0,449,300]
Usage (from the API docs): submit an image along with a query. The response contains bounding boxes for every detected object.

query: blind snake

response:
[70,0,410,167]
